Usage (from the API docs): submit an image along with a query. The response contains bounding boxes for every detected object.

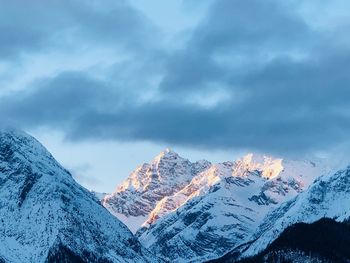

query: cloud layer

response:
[1,0,350,154]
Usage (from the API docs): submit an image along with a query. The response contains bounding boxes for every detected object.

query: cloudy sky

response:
[1,0,349,192]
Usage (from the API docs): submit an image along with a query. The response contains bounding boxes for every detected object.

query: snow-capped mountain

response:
[232,164,350,261]
[136,154,329,262]
[212,218,350,263]
[1,128,343,263]
[102,148,211,233]
[0,129,156,263]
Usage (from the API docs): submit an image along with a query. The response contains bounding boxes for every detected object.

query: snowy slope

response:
[137,154,329,262]
[142,154,326,229]
[237,165,350,260]
[102,148,211,233]
[212,218,350,263]
[0,129,156,263]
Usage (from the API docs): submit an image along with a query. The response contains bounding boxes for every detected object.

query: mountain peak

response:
[0,128,46,152]
[0,129,66,181]
[154,148,178,161]
[236,153,284,179]
[0,129,155,262]
[163,147,173,154]
[104,149,211,232]
[0,128,34,146]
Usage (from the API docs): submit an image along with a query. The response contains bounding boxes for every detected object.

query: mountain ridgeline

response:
[0,130,157,263]
[210,165,350,263]
[212,218,350,263]
[0,129,349,263]
[102,149,332,262]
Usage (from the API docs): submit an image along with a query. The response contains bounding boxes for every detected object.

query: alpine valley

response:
[0,129,349,263]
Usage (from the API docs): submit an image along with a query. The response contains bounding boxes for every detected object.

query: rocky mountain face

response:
[0,129,156,263]
[102,148,211,233]
[136,154,328,262]
[212,218,350,263]
[102,148,328,262]
[1,129,346,263]
[231,165,350,261]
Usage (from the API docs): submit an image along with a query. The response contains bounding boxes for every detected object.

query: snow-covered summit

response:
[101,146,330,262]
[136,153,329,262]
[0,129,156,262]
[154,147,176,160]
[0,129,66,176]
[236,153,284,179]
[0,129,337,263]
[103,148,212,233]
[237,164,350,260]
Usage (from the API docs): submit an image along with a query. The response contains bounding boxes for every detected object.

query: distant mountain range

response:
[102,149,331,262]
[0,129,349,263]
[222,164,350,262]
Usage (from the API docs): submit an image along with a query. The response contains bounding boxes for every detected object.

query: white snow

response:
[240,165,350,259]
[0,129,155,262]
[133,152,329,262]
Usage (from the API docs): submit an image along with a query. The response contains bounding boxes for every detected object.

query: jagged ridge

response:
[103,148,211,233]
[211,218,350,263]
[133,152,327,262]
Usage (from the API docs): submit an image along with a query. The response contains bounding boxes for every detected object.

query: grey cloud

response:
[2,62,349,154]
[160,0,314,94]
[0,72,123,130]
[0,0,156,60]
[190,0,309,51]
[1,0,350,155]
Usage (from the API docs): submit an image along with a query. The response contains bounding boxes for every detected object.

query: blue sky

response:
[1,0,350,191]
